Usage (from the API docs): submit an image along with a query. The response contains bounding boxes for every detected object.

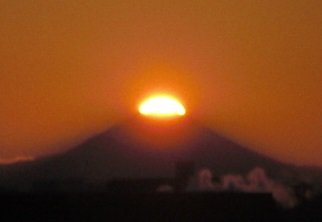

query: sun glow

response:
[139,95,186,118]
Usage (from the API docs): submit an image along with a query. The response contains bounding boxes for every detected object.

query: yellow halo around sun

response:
[139,95,186,118]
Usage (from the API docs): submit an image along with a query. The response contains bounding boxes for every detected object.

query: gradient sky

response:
[1,0,321,166]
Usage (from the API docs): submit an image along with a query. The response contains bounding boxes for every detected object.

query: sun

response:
[139,95,186,118]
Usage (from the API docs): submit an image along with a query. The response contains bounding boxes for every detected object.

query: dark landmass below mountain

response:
[0,116,321,191]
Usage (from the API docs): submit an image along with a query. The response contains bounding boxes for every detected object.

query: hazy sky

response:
[1,0,321,166]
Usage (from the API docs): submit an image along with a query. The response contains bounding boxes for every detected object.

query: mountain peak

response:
[0,116,299,190]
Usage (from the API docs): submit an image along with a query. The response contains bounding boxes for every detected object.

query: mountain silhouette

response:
[0,116,319,191]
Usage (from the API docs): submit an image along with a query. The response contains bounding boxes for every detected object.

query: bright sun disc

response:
[139,95,186,117]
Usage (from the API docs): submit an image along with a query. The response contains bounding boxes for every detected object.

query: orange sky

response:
[0,0,321,166]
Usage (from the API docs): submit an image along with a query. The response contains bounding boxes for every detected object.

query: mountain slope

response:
[0,116,318,190]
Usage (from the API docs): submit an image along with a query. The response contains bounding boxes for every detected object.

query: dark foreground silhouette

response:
[1,191,321,222]
[1,117,321,221]
[1,192,276,222]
